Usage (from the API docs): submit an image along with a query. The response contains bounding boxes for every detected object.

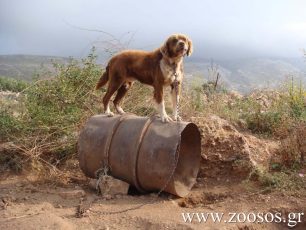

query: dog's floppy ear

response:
[160,40,170,57]
[186,37,193,56]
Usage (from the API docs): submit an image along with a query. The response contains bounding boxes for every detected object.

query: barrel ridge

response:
[102,114,129,175]
[132,116,155,191]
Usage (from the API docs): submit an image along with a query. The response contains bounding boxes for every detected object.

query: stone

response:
[59,189,86,199]
[90,176,129,197]
[103,194,113,200]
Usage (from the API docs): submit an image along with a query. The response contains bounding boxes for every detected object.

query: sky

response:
[1,0,306,59]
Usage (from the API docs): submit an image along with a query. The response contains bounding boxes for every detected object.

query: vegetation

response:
[0,76,28,92]
[0,48,101,173]
[186,77,305,137]
[248,166,306,194]
[0,48,305,193]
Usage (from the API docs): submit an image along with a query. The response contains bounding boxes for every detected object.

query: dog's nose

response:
[179,41,185,47]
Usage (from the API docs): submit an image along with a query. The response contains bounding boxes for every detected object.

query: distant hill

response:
[185,57,306,93]
[0,55,68,81]
[0,54,305,93]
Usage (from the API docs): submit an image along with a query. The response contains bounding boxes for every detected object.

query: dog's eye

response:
[172,38,178,43]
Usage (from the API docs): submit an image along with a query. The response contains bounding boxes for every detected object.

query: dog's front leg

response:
[158,100,173,122]
[171,83,181,121]
[154,86,172,122]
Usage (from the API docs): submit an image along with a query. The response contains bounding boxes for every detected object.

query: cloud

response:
[0,0,306,58]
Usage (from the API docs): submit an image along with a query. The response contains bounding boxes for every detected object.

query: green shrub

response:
[287,78,306,119]
[245,109,282,134]
[238,80,305,136]
[0,77,28,92]
[249,166,306,192]
[0,48,102,171]
[0,108,25,141]
[25,48,101,133]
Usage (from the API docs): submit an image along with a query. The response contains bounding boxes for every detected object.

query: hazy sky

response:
[1,0,306,59]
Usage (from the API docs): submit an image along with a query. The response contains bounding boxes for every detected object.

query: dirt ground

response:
[0,168,305,230]
[0,115,305,229]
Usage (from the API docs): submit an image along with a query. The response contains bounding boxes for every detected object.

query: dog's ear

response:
[186,37,193,56]
[160,40,170,57]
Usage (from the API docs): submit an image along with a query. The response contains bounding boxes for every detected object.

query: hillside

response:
[1,55,305,93]
[186,57,306,93]
[0,55,68,81]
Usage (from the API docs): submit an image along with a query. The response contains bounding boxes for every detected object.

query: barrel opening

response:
[127,185,147,196]
[172,123,201,197]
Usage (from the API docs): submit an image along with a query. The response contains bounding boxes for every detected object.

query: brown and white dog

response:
[96,34,193,122]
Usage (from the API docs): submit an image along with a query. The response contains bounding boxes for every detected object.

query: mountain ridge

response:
[0,54,305,92]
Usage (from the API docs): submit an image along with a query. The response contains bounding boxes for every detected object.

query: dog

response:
[96,34,193,122]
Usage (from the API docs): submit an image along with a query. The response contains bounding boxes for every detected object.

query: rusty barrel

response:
[78,114,201,197]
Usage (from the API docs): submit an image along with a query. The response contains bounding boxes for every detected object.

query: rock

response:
[59,189,86,199]
[103,194,113,200]
[191,115,278,179]
[89,179,97,190]
[56,204,63,208]
[91,176,129,197]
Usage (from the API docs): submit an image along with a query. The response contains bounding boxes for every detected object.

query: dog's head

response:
[160,34,193,58]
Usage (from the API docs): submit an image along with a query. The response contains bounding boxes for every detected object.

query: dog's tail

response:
[96,66,109,90]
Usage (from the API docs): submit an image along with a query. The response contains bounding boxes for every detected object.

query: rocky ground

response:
[0,116,305,229]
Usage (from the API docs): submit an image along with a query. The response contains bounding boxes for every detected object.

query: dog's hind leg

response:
[113,82,133,114]
[103,81,123,117]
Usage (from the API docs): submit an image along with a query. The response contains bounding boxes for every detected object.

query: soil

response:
[0,169,305,230]
[1,115,305,229]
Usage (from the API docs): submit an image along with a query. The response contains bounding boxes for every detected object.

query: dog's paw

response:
[115,106,125,115]
[105,111,114,117]
[161,114,173,123]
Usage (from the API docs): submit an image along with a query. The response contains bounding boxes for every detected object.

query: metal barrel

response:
[78,114,201,197]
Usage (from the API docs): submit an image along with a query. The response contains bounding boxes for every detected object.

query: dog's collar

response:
[172,63,178,78]
[167,60,178,78]
[160,53,179,77]
[160,49,181,80]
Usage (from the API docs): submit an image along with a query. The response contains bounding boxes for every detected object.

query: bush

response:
[249,166,306,192]
[244,109,282,134]
[0,108,25,141]
[0,48,102,172]
[287,78,306,118]
[25,53,101,128]
[0,77,28,92]
[237,80,305,136]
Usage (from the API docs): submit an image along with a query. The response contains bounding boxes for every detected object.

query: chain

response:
[95,166,109,194]
[173,72,180,120]
[88,121,181,216]
[86,63,182,216]
[156,139,180,197]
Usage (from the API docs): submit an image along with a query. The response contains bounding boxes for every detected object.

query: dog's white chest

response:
[160,59,182,85]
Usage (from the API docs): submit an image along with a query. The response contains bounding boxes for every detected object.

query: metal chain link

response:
[95,166,109,194]
[173,72,180,120]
